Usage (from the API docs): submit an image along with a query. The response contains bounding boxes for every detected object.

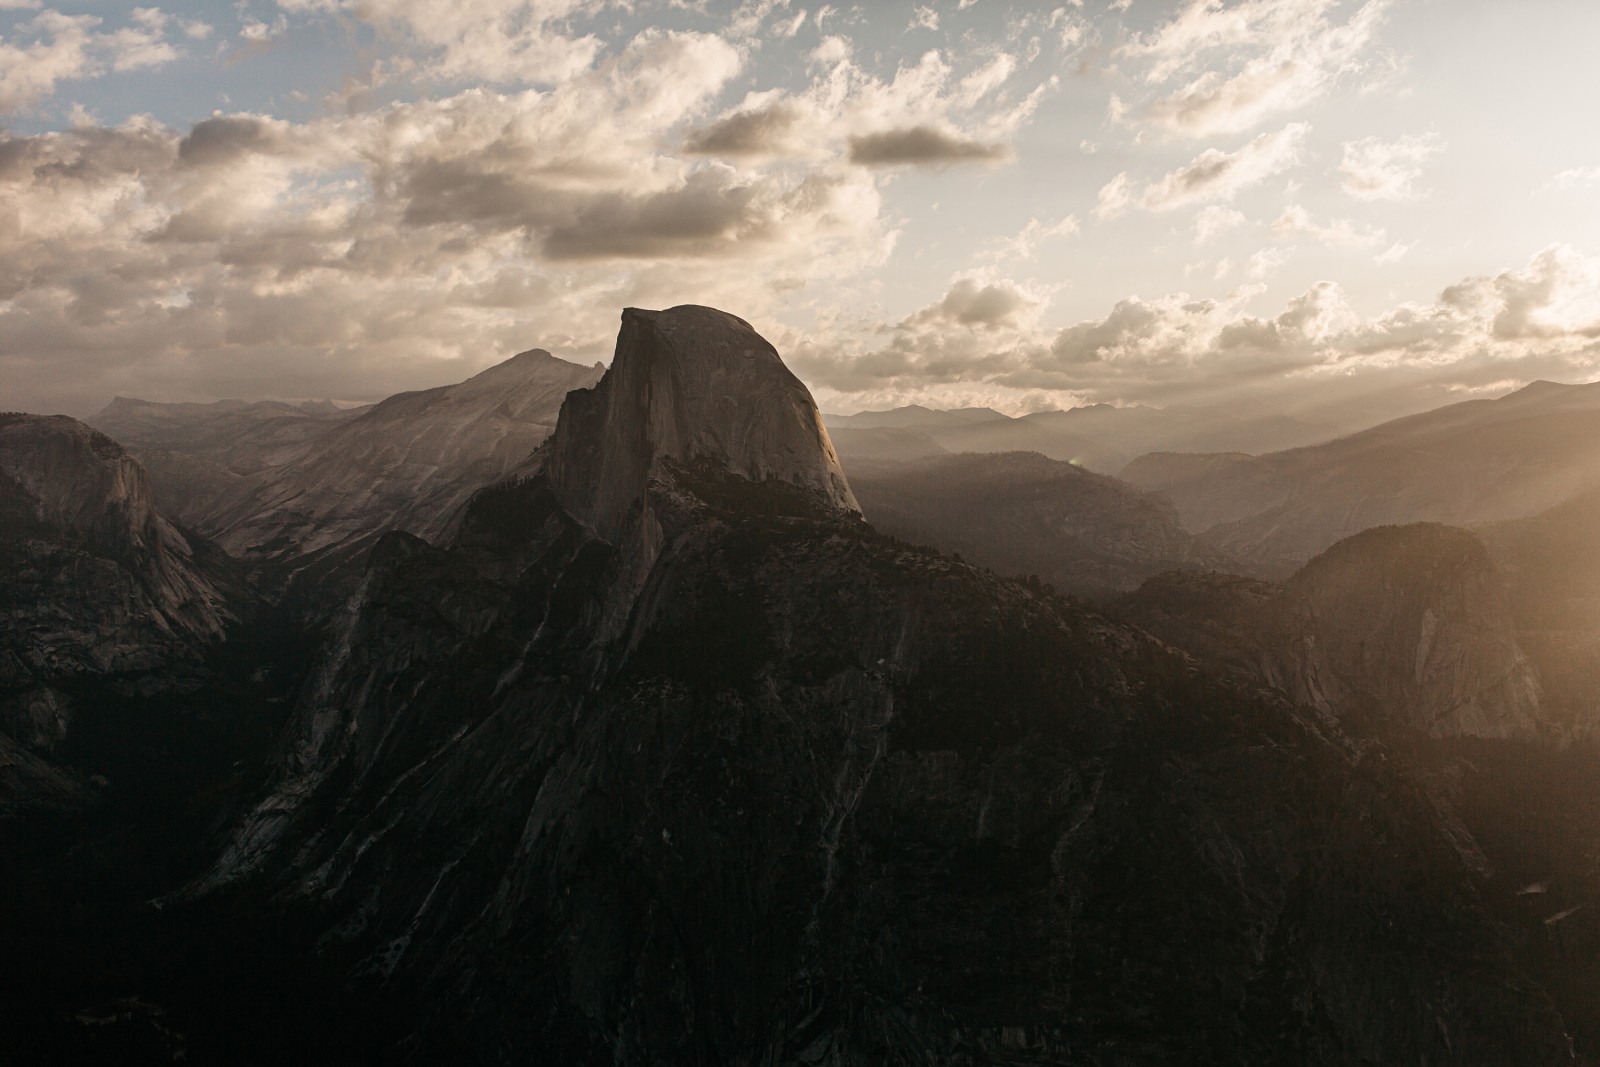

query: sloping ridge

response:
[200,348,604,561]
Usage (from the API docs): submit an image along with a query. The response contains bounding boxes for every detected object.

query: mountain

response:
[822,403,1009,430]
[823,401,1340,475]
[87,396,363,526]
[828,425,949,466]
[188,307,1572,1064]
[847,451,1236,598]
[196,349,603,564]
[1023,402,1338,462]
[1117,523,1545,740]
[0,414,235,812]
[1123,379,1600,573]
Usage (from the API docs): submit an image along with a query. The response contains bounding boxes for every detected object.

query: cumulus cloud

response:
[1339,133,1442,200]
[1119,0,1394,136]
[801,245,1600,423]
[908,276,1041,328]
[1098,122,1308,218]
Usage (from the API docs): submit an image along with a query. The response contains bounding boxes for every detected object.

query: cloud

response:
[1098,122,1308,218]
[1193,205,1246,244]
[1338,133,1442,200]
[1541,166,1600,193]
[0,8,183,112]
[682,99,803,157]
[908,276,1040,328]
[682,35,1049,169]
[1271,204,1385,247]
[982,215,1079,261]
[280,0,605,85]
[1119,0,1394,136]
[848,125,1008,166]
[1247,245,1294,277]
[801,246,1600,424]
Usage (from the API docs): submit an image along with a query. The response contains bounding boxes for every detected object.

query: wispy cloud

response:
[1339,133,1443,200]
[1098,122,1309,218]
[1119,0,1394,136]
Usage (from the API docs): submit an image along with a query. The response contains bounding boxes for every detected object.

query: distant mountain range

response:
[824,400,1344,475]
[848,450,1235,598]
[89,351,603,576]
[1123,379,1600,574]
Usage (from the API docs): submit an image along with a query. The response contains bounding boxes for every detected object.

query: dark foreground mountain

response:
[181,308,1571,1063]
[847,450,1235,599]
[1123,379,1600,573]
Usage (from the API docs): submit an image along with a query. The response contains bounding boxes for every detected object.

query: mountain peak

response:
[541,304,860,547]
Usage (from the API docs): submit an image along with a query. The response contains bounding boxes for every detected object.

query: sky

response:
[5,0,1600,425]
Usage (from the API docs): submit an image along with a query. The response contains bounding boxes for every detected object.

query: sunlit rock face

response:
[196,310,1572,1065]
[1120,523,1545,740]
[196,349,604,563]
[0,414,231,811]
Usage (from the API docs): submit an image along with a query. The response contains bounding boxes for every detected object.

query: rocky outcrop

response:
[847,450,1236,598]
[1122,379,1600,574]
[193,310,1572,1064]
[1119,523,1545,739]
[0,414,233,811]
[197,350,603,563]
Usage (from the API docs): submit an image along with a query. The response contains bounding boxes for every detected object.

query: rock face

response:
[1119,524,1545,740]
[1122,379,1600,574]
[539,306,857,586]
[198,349,603,563]
[195,309,1572,1064]
[0,414,232,811]
[847,450,1235,598]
